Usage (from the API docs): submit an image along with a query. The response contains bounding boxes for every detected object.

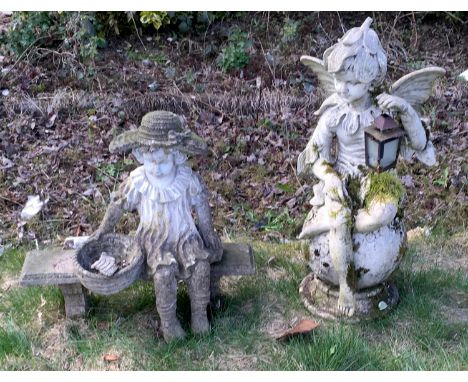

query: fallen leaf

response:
[266,256,276,266]
[97,321,110,330]
[46,113,57,128]
[0,156,14,170]
[104,354,120,362]
[274,318,319,341]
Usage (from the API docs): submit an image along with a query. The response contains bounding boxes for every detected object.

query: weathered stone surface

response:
[299,273,399,322]
[19,248,88,318]
[19,248,79,286]
[20,242,254,287]
[210,242,255,308]
[297,16,443,319]
[309,221,406,289]
[88,111,223,341]
[18,241,254,319]
[60,283,88,318]
[211,243,256,278]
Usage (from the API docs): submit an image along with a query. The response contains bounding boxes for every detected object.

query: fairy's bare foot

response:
[337,285,355,317]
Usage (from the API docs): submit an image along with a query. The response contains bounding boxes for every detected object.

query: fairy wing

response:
[389,67,446,113]
[391,67,444,167]
[300,55,335,95]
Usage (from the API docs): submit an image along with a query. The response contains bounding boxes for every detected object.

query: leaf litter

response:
[0,12,466,247]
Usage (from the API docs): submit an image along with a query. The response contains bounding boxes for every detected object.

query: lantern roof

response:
[375,114,398,131]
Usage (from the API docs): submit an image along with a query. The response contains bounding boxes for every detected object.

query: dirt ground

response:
[0,12,466,245]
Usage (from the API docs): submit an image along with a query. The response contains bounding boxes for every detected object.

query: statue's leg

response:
[354,200,398,233]
[187,259,211,335]
[154,265,186,342]
[298,205,330,239]
[328,199,355,317]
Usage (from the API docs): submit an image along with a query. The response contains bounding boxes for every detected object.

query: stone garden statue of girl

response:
[90,110,223,341]
[297,17,445,319]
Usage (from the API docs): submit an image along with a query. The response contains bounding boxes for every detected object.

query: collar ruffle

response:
[129,165,198,203]
[317,94,381,135]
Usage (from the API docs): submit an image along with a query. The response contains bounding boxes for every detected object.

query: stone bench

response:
[19,242,255,318]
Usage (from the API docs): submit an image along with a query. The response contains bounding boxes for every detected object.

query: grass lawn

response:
[0,229,466,371]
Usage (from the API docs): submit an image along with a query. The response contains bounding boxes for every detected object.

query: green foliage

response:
[0,11,229,64]
[433,167,450,188]
[0,321,31,360]
[1,12,66,57]
[280,18,300,44]
[140,11,222,34]
[217,27,252,72]
[276,182,294,194]
[95,159,134,183]
[263,208,295,232]
[139,11,170,30]
[0,235,467,370]
[0,12,134,63]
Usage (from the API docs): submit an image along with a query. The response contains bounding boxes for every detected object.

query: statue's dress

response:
[120,165,211,279]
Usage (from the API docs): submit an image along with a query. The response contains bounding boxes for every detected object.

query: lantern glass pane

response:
[366,138,380,168]
[381,138,400,168]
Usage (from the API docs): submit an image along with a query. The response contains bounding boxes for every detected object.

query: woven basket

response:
[74,234,145,295]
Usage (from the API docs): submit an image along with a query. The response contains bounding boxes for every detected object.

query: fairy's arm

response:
[297,115,335,176]
[376,93,427,151]
[298,115,347,202]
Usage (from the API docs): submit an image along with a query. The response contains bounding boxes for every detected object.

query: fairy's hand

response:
[376,93,411,115]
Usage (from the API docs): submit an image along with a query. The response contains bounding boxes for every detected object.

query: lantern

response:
[364,114,405,172]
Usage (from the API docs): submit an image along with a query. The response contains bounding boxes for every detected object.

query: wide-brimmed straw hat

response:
[109,110,207,156]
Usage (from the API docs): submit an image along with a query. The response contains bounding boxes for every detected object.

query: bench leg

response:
[60,283,88,318]
[210,275,223,310]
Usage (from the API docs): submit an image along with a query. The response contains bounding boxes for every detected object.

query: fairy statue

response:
[297,17,445,320]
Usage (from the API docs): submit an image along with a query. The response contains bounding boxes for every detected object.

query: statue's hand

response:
[91,253,119,277]
[376,93,410,115]
[204,231,223,261]
[323,174,347,203]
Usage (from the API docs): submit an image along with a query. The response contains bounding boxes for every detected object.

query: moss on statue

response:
[364,171,405,208]
[346,262,358,291]
[322,161,338,177]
